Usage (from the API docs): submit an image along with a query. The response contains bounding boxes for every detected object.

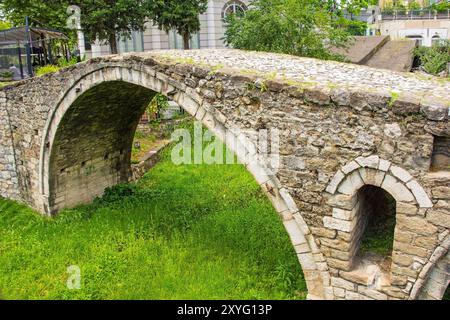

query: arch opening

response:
[48,80,156,214]
[354,185,396,265]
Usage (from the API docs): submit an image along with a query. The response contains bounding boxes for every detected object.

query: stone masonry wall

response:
[0,91,19,200]
[0,50,448,299]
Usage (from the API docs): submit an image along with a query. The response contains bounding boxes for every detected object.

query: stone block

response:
[396,214,438,236]
[327,258,352,271]
[333,287,346,298]
[427,210,450,228]
[331,277,357,291]
[389,165,413,183]
[431,186,450,200]
[337,170,364,196]
[358,168,385,187]
[341,160,360,174]
[326,194,356,210]
[394,241,429,258]
[326,170,345,194]
[378,159,391,172]
[394,228,415,244]
[340,270,374,286]
[396,202,418,215]
[392,252,413,267]
[414,236,437,249]
[283,219,307,246]
[332,208,355,221]
[310,227,337,239]
[381,174,415,202]
[345,291,372,300]
[323,216,354,232]
[357,286,388,300]
[355,155,379,169]
[406,180,433,208]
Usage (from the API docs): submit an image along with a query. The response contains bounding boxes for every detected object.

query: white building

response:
[85,0,249,58]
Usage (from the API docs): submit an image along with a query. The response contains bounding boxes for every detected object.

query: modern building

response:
[376,0,450,46]
[85,0,250,58]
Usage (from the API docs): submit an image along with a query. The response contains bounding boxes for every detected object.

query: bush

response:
[57,56,79,68]
[0,71,13,79]
[36,65,60,76]
[98,183,140,204]
[415,40,450,76]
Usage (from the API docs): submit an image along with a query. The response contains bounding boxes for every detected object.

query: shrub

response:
[57,56,79,68]
[36,65,60,76]
[414,40,450,76]
[0,71,13,79]
[99,183,139,204]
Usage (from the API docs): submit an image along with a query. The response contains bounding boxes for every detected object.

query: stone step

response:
[364,39,417,72]
[330,35,391,65]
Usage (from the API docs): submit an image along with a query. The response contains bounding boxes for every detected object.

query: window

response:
[222,0,247,19]
[117,31,144,54]
[168,30,200,49]
[405,35,423,46]
[432,35,441,46]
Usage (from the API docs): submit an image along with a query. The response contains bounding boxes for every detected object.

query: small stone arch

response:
[324,155,433,274]
[38,62,328,299]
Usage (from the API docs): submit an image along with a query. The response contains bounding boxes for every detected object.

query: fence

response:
[381,9,450,21]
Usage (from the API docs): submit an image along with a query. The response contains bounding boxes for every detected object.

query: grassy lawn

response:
[0,124,306,300]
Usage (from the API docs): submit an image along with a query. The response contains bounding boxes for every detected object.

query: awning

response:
[0,26,68,47]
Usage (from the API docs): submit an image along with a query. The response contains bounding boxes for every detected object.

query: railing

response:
[381,9,450,20]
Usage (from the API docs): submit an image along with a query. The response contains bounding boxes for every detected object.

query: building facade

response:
[376,0,450,46]
[85,0,250,58]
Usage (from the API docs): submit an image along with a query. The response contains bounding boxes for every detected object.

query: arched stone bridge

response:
[0,49,449,300]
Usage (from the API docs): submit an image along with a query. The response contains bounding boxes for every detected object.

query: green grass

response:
[0,126,306,300]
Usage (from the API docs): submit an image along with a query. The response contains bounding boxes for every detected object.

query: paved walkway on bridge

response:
[135,49,449,108]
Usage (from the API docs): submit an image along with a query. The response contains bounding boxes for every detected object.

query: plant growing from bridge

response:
[148,0,208,50]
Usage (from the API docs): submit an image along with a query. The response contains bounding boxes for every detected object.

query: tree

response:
[73,0,153,54]
[0,0,70,30]
[0,20,11,31]
[1,0,154,54]
[224,0,352,60]
[149,0,208,49]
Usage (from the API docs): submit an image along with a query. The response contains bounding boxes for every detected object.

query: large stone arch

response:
[37,62,327,299]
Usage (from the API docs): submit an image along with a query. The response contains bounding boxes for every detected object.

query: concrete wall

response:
[378,19,450,47]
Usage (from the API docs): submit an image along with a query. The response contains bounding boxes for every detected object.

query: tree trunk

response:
[109,33,118,54]
[182,32,190,50]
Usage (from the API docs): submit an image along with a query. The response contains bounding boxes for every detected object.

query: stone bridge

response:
[0,49,449,300]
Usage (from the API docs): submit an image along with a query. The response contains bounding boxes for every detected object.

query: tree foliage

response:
[149,0,208,49]
[70,0,153,54]
[225,0,356,60]
[1,0,207,53]
[0,20,12,31]
[0,0,69,30]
